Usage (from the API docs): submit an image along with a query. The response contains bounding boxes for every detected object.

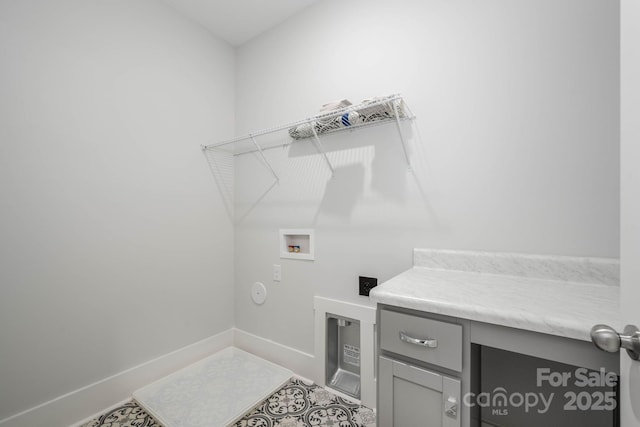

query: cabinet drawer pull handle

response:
[445,396,458,417]
[399,331,438,348]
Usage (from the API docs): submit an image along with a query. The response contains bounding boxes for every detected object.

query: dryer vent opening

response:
[326,313,361,399]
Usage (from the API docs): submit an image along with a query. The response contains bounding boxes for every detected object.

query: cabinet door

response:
[379,356,461,427]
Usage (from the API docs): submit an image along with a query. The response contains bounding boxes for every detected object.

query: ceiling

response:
[162,0,319,46]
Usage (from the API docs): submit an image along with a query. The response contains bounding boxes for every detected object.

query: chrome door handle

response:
[590,324,640,360]
[399,331,438,348]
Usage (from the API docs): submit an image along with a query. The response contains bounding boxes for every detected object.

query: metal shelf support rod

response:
[310,123,335,177]
[392,101,411,169]
[250,134,280,183]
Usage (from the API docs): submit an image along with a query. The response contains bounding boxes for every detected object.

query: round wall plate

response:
[251,282,267,305]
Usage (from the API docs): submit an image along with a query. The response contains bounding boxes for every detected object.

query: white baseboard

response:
[232,328,316,382]
[0,329,233,427]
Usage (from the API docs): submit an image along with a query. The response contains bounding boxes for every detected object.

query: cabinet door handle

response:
[399,331,438,348]
[445,396,458,417]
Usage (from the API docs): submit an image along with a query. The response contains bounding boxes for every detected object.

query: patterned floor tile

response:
[233,377,376,427]
[82,378,375,427]
[81,401,160,427]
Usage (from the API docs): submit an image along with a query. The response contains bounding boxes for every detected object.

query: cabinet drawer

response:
[380,309,462,372]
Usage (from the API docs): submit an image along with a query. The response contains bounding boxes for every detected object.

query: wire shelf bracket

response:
[249,134,280,183]
[310,122,335,177]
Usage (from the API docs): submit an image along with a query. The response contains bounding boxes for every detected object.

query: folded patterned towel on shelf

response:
[288,122,315,139]
[358,96,407,123]
[288,95,406,140]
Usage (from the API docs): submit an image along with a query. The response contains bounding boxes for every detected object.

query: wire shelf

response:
[201,94,414,180]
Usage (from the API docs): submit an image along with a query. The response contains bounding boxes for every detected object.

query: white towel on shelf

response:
[320,99,352,112]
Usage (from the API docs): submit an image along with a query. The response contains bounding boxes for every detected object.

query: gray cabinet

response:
[378,356,461,427]
[377,306,464,426]
[376,304,619,427]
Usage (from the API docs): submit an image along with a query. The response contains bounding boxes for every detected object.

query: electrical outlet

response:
[359,276,378,296]
[273,264,281,282]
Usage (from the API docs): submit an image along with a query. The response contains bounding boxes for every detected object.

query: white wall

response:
[620,0,640,425]
[234,0,620,356]
[0,0,235,422]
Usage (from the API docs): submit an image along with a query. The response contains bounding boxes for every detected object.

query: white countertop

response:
[369,249,621,342]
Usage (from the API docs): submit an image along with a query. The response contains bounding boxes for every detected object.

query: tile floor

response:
[81,401,159,427]
[81,377,375,427]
